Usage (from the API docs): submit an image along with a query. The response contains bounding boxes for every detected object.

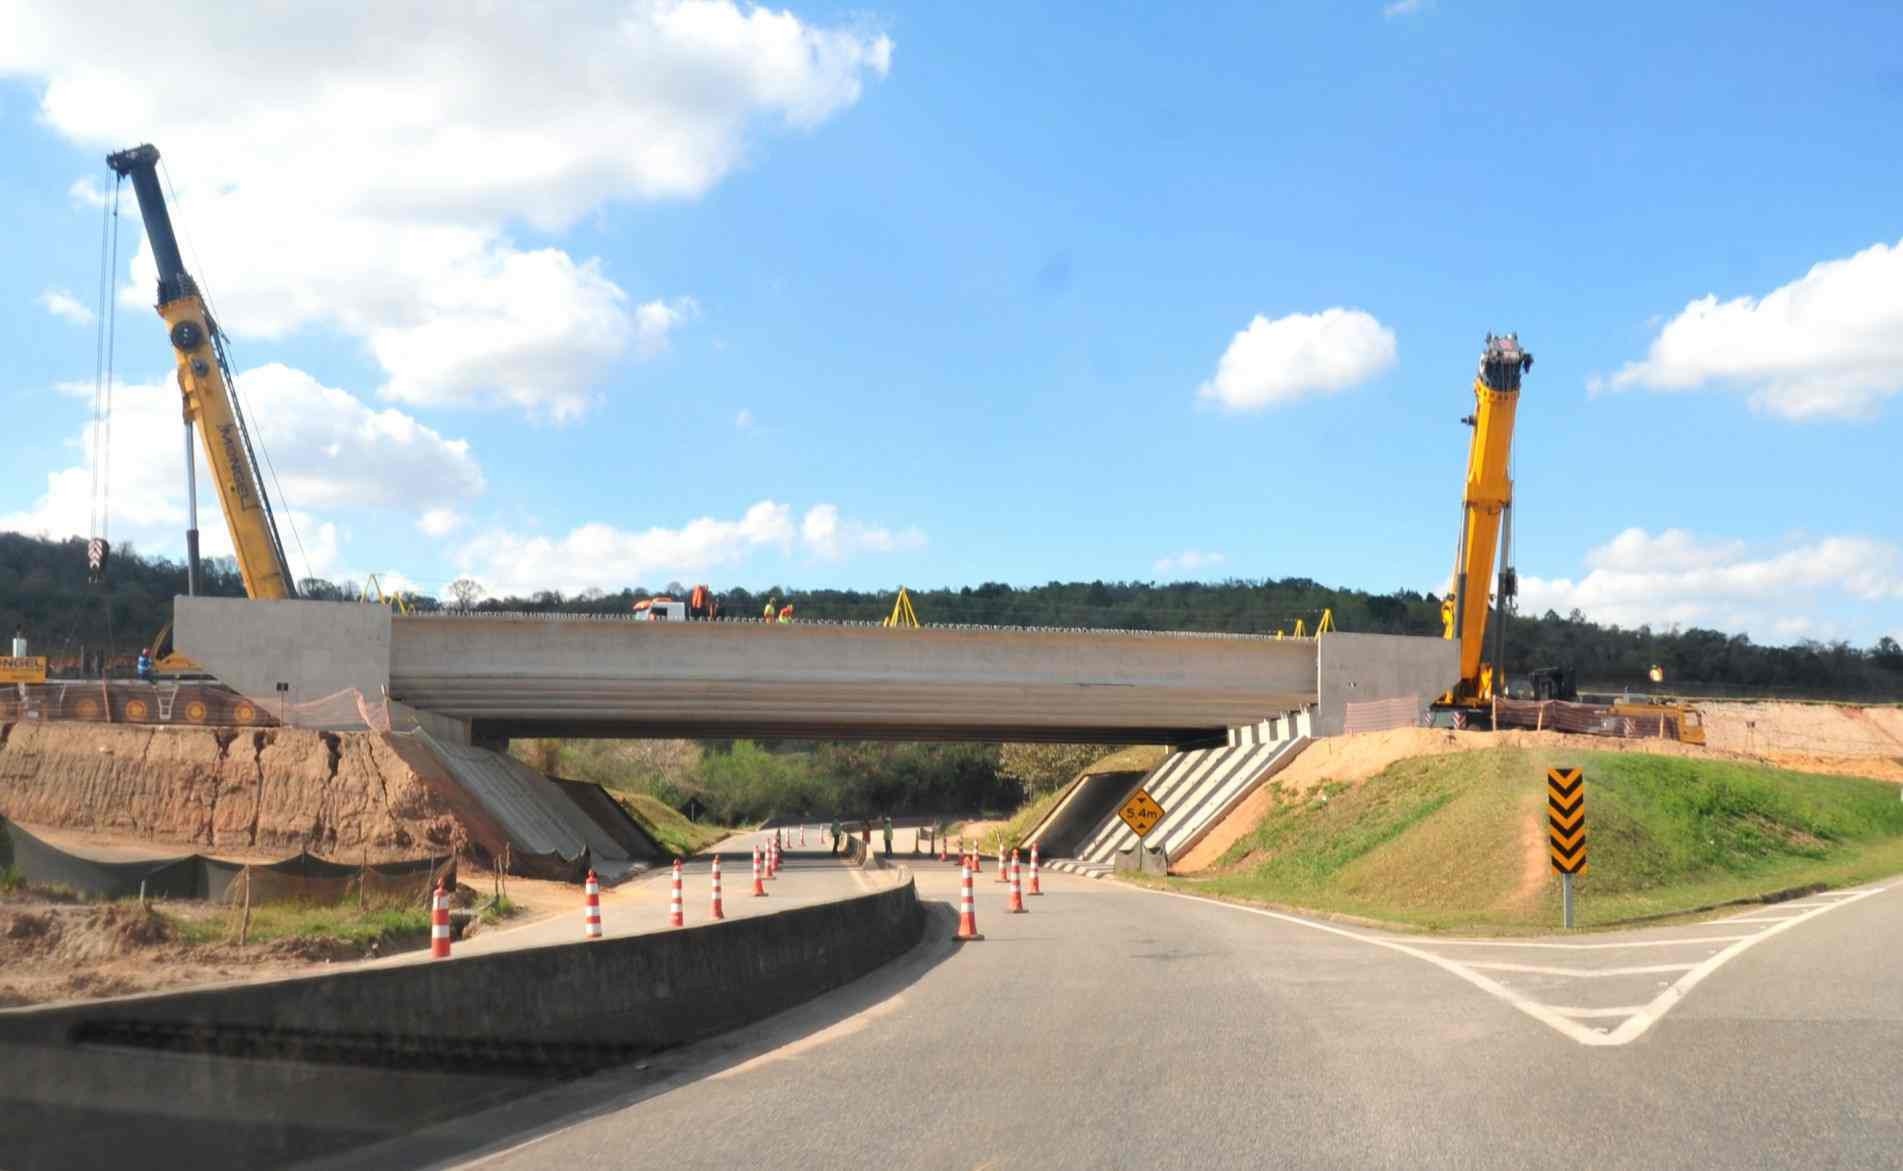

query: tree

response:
[448,578,483,610]
[999,743,1114,795]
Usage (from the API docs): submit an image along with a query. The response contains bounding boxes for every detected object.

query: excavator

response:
[1436,333,1574,723]
[104,144,298,672]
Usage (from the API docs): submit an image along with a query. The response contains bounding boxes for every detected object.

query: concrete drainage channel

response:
[0,871,927,1170]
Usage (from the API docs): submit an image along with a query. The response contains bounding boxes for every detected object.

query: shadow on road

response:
[304,900,960,1170]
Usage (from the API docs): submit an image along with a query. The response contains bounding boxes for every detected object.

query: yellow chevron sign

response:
[1547,767,1587,875]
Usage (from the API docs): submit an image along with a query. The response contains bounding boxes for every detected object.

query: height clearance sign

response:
[1118,788,1165,838]
[1547,767,1587,875]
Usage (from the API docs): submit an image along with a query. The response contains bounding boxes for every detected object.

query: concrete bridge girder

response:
[175,599,1458,743]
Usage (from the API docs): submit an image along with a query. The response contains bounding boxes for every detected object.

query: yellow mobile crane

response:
[1437,333,1572,717]
[106,144,296,601]
[104,145,296,670]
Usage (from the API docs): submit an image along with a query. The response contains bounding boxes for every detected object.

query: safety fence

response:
[0,817,453,904]
[1492,698,1682,740]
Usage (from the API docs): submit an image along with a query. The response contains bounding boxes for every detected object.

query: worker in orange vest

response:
[777,604,794,624]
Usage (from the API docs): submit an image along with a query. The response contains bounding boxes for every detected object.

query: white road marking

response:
[1416,934,1756,950]
[1551,1005,1650,1019]
[1142,884,1891,1048]
[1720,914,1806,924]
[1463,961,1698,979]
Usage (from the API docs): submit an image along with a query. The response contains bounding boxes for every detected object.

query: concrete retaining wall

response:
[0,873,924,1059]
[176,597,390,715]
[1314,632,1460,737]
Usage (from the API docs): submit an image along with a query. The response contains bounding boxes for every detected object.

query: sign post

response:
[1546,766,1586,928]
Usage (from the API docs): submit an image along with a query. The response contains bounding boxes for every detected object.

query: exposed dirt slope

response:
[0,722,463,860]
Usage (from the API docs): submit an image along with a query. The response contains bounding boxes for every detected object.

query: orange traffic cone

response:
[955,855,983,941]
[583,869,603,939]
[667,858,684,927]
[431,878,452,958]
[752,846,768,897]
[1028,843,1042,895]
[995,844,1008,883]
[1006,850,1026,913]
[710,854,725,920]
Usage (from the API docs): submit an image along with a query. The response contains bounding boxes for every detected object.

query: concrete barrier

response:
[0,872,924,1066]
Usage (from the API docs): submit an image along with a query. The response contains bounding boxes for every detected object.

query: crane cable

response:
[158,159,314,588]
[87,174,123,571]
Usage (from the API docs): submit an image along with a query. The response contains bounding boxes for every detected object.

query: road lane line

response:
[1603,885,1889,1045]
[1463,961,1698,979]
[1141,883,1891,1048]
[1414,934,1757,950]
[1720,914,1806,924]
[1550,1005,1649,1019]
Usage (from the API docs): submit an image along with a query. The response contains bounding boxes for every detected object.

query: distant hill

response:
[4,530,1899,698]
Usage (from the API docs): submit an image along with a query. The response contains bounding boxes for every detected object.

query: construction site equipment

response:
[1431,333,1576,720]
[1274,609,1334,639]
[1005,851,1026,913]
[667,859,685,927]
[710,854,725,919]
[431,880,452,958]
[883,586,921,628]
[955,855,983,941]
[107,145,296,602]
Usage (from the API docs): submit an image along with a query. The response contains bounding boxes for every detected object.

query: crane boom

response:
[106,144,296,600]
[1441,333,1532,705]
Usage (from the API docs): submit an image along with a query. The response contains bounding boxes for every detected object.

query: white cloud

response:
[66,176,106,209]
[1598,238,1903,420]
[418,508,465,538]
[635,296,699,359]
[457,500,921,593]
[0,364,482,579]
[38,288,94,326]
[1382,0,1424,16]
[1197,308,1397,411]
[798,503,925,561]
[3,1,892,419]
[1520,527,1903,642]
[1154,550,1227,575]
[734,407,754,429]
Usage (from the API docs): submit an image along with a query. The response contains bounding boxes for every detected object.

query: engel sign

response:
[0,656,48,684]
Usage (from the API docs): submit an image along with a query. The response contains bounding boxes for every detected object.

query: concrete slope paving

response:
[443,869,1903,1171]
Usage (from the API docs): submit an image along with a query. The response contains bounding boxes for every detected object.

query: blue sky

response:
[3,1,1900,646]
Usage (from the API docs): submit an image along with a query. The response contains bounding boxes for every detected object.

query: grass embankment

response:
[1180,746,1903,932]
[170,900,431,948]
[616,792,730,857]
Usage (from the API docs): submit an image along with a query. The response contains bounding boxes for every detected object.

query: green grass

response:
[0,865,22,894]
[1179,746,1903,933]
[617,792,731,857]
[170,901,431,947]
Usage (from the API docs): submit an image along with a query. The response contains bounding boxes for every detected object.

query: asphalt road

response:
[342,862,1902,1171]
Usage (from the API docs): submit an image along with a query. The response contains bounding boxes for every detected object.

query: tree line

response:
[4,531,1899,698]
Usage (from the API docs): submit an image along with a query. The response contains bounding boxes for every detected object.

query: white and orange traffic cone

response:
[800,824,807,846]
[1006,850,1026,913]
[972,842,982,874]
[768,838,779,879]
[431,878,452,958]
[710,854,725,920]
[956,855,983,941]
[995,844,1008,883]
[1028,843,1042,896]
[752,846,768,897]
[936,834,947,863]
[583,869,603,939]
[667,859,685,927]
